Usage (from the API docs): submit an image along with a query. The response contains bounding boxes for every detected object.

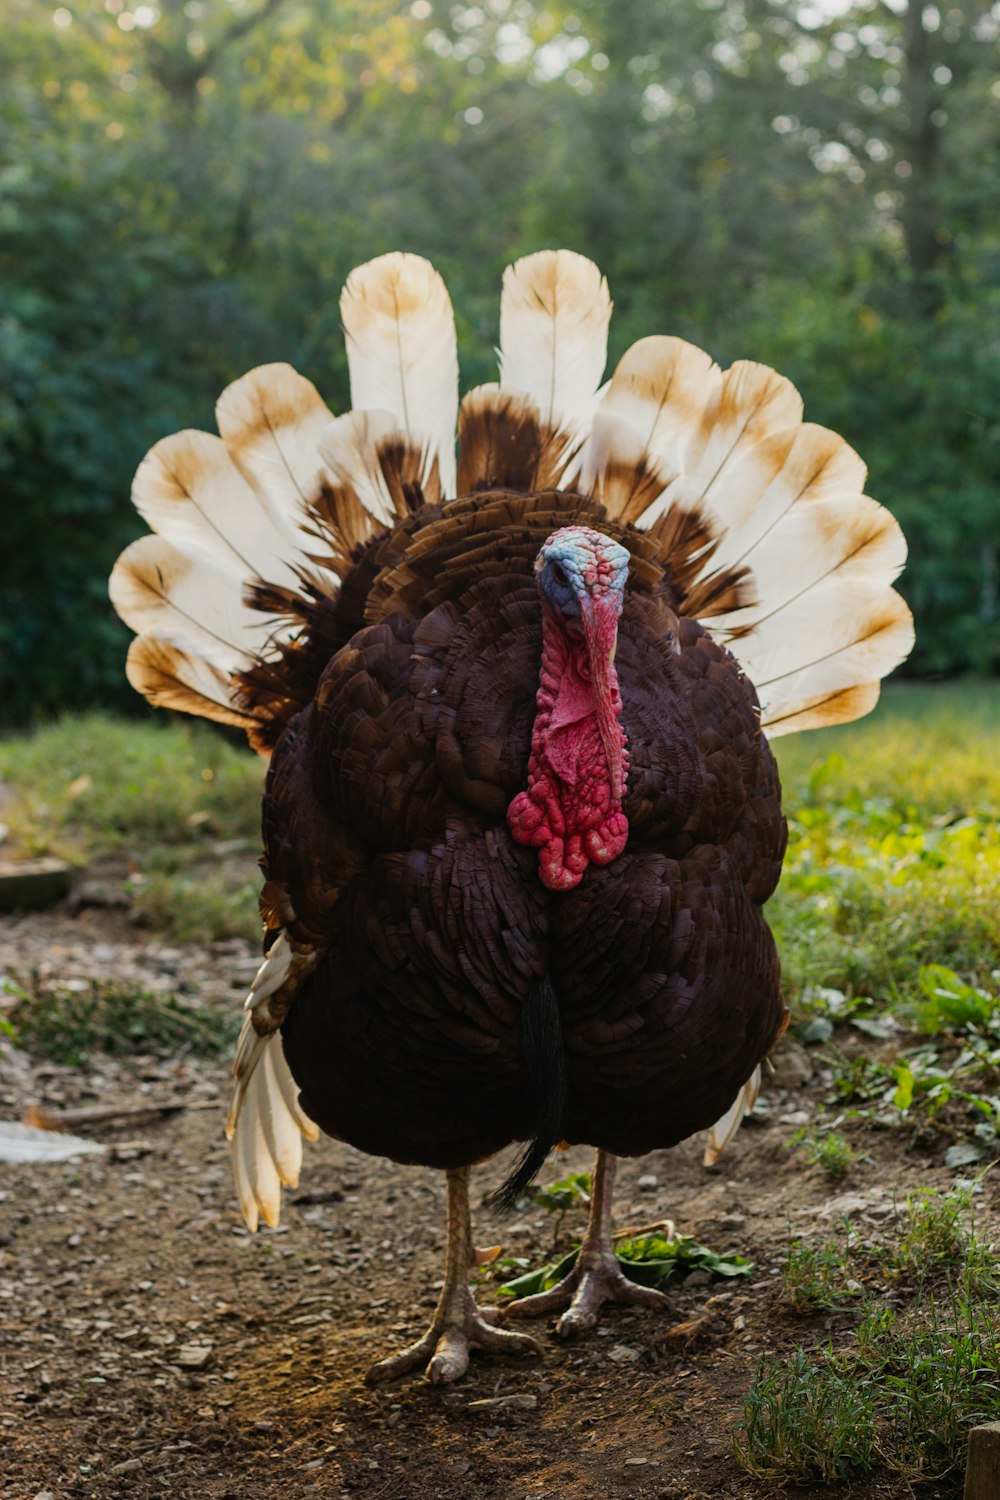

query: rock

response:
[110,1458,143,1476]
[175,1342,214,1370]
[0,858,72,912]
[607,1343,641,1363]
[637,1174,658,1192]
[67,879,130,913]
[771,1039,814,1089]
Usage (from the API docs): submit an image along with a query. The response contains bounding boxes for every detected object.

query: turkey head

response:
[508,525,631,891]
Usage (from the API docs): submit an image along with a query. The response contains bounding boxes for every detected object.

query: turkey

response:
[109,249,913,1384]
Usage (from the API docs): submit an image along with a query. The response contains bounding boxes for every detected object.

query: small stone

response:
[637,1174,658,1192]
[110,1458,143,1476]
[607,1343,641,1364]
[771,1039,814,1088]
[720,1213,746,1231]
[683,1270,711,1288]
[624,1456,648,1465]
[175,1342,213,1370]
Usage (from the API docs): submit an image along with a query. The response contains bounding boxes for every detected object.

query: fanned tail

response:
[575,329,913,734]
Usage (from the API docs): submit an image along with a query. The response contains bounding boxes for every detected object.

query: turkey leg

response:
[503,1148,671,1336]
[365,1165,541,1385]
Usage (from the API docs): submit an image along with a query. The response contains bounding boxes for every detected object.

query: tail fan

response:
[112,246,911,748]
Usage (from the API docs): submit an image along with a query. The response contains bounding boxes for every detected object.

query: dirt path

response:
[0,906,989,1500]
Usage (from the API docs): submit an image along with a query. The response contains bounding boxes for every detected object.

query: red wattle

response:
[507,602,629,891]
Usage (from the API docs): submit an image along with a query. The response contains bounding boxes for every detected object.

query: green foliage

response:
[739,1192,1000,1482]
[6,974,239,1065]
[915,965,1000,1037]
[498,1229,752,1299]
[0,712,263,859]
[783,1231,862,1312]
[737,1289,1000,1483]
[772,684,1000,1014]
[528,1171,592,1214]
[129,867,261,945]
[736,1344,879,1481]
[788,1125,859,1181]
[1,0,998,715]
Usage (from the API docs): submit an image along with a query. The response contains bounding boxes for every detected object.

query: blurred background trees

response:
[2,0,998,719]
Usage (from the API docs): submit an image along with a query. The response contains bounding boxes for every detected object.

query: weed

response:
[789,1125,859,1181]
[734,1344,878,1481]
[7,977,240,1065]
[737,1288,1000,1483]
[783,1231,862,1311]
[742,1189,1000,1483]
[129,869,261,945]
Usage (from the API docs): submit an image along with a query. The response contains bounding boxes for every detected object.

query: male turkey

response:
[110,250,913,1383]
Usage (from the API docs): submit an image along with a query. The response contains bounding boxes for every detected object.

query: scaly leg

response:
[365,1165,542,1385]
[504,1149,671,1337]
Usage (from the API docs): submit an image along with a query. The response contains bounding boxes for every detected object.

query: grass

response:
[0,711,265,945]
[773,681,1000,1002]
[788,1125,860,1181]
[0,711,263,861]
[738,1187,1000,1484]
[3,975,241,1066]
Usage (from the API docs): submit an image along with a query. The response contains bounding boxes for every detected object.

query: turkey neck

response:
[507,596,629,892]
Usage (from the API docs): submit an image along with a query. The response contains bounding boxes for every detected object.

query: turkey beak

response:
[582,593,625,804]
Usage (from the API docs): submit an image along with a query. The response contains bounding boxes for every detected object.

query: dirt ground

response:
[1,897,994,1500]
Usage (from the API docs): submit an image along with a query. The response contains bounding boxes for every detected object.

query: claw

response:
[503,1149,673,1338]
[365,1165,542,1385]
[505,1255,671,1338]
[366,1286,541,1385]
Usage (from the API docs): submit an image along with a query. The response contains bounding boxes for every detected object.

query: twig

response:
[23,1099,218,1130]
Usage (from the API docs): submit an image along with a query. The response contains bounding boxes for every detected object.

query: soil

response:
[1,884,994,1500]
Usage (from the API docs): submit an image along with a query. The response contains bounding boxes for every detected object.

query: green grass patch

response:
[787,1125,860,1182]
[739,1187,1000,1484]
[771,682,1000,1014]
[4,975,240,1066]
[0,712,263,861]
[129,867,262,946]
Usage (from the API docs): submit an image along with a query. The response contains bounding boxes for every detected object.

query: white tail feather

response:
[499,250,611,432]
[703,1065,761,1167]
[132,429,303,591]
[340,252,458,497]
[227,1022,319,1232]
[110,535,283,671]
[590,335,721,497]
[317,409,400,525]
[215,363,339,542]
[124,633,258,730]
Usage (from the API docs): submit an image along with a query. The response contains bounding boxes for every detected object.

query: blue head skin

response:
[535,526,630,624]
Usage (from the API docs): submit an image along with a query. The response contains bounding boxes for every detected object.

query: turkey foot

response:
[365,1166,541,1385]
[504,1149,672,1338]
